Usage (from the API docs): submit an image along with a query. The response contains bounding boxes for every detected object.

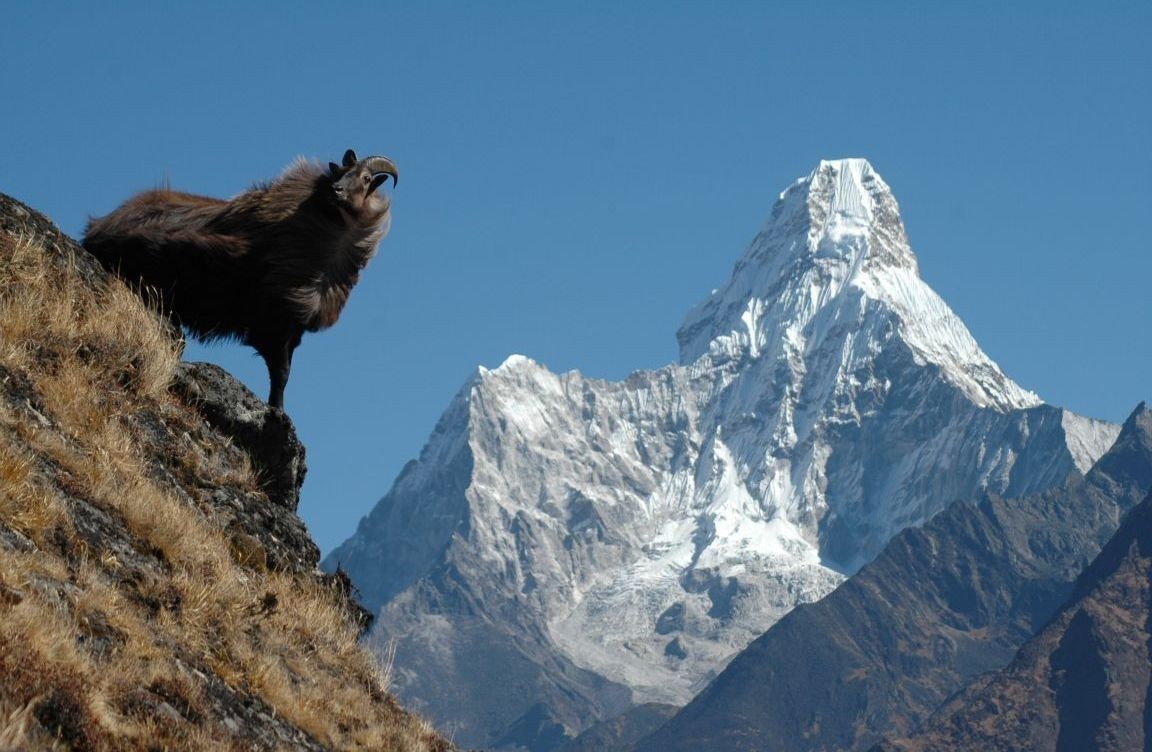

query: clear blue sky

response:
[2,2,1148,554]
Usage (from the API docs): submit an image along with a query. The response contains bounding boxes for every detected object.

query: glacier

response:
[325,158,1118,751]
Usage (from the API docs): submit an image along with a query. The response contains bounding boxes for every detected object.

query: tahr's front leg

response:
[255,328,303,410]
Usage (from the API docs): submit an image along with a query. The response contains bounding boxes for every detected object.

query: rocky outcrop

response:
[634,404,1152,752]
[171,362,307,511]
[153,362,318,573]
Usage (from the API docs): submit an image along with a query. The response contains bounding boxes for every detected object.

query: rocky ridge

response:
[876,451,1152,751]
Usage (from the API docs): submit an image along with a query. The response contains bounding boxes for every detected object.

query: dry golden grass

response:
[0,232,450,751]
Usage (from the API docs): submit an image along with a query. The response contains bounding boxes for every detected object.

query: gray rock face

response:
[327,160,1118,750]
[162,361,319,573]
[637,405,1152,752]
[171,362,307,511]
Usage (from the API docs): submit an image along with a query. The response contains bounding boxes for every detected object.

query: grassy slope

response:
[0,214,451,751]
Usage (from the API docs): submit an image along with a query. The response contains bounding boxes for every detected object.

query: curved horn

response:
[362,156,399,188]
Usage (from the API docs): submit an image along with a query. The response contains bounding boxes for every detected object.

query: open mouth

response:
[367,172,396,196]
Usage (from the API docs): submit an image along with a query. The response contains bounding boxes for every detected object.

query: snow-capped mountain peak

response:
[805,157,891,243]
[678,158,1039,411]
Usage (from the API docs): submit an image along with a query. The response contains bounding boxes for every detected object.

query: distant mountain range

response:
[325,159,1120,750]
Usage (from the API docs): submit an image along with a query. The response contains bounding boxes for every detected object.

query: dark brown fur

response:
[83,150,397,409]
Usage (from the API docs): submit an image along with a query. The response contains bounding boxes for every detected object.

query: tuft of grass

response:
[0,232,450,749]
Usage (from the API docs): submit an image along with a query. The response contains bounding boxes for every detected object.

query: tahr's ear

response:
[328,162,342,175]
[342,149,358,167]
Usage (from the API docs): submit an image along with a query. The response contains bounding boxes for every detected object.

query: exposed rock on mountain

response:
[327,159,1117,750]
[876,481,1152,750]
[0,193,448,750]
[636,405,1151,752]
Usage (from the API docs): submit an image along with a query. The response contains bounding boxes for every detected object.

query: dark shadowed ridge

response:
[558,703,679,752]
[876,485,1152,751]
[635,403,1152,752]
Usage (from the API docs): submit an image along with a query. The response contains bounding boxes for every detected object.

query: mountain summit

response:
[679,158,1039,410]
[327,159,1117,750]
